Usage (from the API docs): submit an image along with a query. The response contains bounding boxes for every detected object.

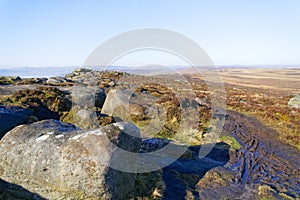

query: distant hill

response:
[0,66,188,77]
[0,66,78,78]
[0,65,299,78]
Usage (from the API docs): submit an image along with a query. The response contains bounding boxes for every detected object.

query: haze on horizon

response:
[0,0,300,68]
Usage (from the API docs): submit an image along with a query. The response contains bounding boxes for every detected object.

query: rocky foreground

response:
[0,68,299,199]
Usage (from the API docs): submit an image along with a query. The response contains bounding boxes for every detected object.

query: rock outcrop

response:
[72,87,106,109]
[0,76,21,85]
[65,68,93,79]
[0,120,141,199]
[65,68,125,89]
[46,76,69,86]
[101,88,204,142]
[16,77,48,85]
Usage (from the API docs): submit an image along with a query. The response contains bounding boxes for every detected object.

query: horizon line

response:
[1,64,300,69]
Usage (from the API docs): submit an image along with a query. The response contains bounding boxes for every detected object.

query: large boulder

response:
[101,89,165,136]
[0,120,141,199]
[101,89,133,120]
[72,86,106,109]
[0,105,32,139]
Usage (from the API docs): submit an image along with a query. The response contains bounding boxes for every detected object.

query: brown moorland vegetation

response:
[183,68,300,150]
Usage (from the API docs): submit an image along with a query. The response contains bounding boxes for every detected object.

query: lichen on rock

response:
[0,120,142,199]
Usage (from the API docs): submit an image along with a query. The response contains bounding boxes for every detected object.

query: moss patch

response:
[219,135,241,150]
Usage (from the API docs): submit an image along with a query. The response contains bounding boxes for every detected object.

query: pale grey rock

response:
[108,81,115,87]
[194,96,210,108]
[101,89,132,120]
[72,86,106,109]
[288,95,300,109]
[46,76,68,85]
[65,68,93,81]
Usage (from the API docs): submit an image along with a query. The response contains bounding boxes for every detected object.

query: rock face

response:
[17,77,48,85]
[288,94,300,109]
[101,89,132,119]
[65,68,93,79]
[65,68,125,89]
[0,76,21,85]
[0,120,141,199]
[72,87,106,109]
[0,105,32,139]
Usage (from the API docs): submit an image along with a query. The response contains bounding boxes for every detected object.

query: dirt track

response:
[220,110,300,198]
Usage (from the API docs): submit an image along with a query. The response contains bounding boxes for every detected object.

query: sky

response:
[0,0,300,68]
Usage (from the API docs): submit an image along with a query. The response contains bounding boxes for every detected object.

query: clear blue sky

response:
[0,0,299,67]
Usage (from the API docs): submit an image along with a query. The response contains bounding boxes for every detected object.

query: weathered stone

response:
[0,105,32,139]
[129,103,146,116]
[101,89,132,120]
[72,86,106,109]
[65,68,94,82]
[0,76,21,85]
[46,76,68,85]
[288,94,300,109]
[70,68,93,77]
[101,89,157,129]
[101,89,201,141]
[65,68,125,88]
[16,77,47,85]
[0,120,141,199]
[194,96,210,108]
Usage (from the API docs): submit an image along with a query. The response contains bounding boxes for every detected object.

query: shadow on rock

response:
[0,178,46,200]
[161,142,230,200]
[104,137,230,200]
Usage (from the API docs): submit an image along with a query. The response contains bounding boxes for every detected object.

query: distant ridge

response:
[0,66,78,78]
[0,65,299,78]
